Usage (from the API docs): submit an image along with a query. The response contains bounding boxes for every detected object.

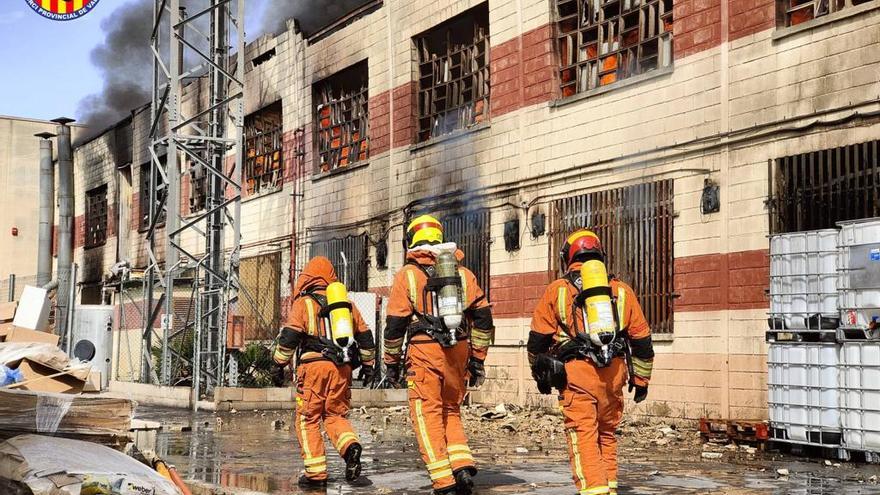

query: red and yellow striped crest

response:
[28,0,101,20]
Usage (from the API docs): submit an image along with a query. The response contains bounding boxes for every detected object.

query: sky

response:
[0,0,270,123]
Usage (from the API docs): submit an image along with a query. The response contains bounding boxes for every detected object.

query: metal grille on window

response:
[139,160,166,231]
[442,210,492,297]
[556,0,673,97]
[244,101,284,195]
[237,253,282,341]
[85,185,108,248]
[314,61,369,173]
[310,234,370,292]
[783,0,871,26]
[547,180,675,333]
[770,140,880,234]
[416,3,490,143]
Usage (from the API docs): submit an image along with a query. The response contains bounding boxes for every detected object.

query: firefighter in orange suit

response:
[529,229,654,495]
[384,215,495,495]
[271,256,377,487]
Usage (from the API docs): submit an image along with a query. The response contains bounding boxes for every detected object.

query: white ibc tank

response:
[769,229,839,330]
[838,218,880,330]
[839,342,880,452]
[768,343,841,444]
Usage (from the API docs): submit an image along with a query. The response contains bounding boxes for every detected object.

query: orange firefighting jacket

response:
[274,257,376,366]
[384,247,494,364]
[529,263,654,387]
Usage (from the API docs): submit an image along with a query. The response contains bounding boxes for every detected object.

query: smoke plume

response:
[76,0,154,139]
[259,0,372,36]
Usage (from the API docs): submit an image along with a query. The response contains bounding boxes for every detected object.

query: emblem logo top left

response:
[27,0,101,21]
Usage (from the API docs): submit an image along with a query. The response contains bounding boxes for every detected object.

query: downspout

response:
[53,117,75,341]
[35,132,56,288]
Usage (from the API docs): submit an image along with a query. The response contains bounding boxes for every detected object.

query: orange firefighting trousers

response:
[560,357,628,495]
[406,338,476,491]
[294,360,360,481]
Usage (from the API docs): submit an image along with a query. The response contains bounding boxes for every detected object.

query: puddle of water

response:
[138,406,880,495]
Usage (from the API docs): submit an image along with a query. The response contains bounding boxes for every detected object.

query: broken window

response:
[770,140,880,234]
[188,160,207,214]
[548,180,675,333]
[310,234,369,291]
[314,61,369,173]
[238,252,282,341]
[415,4,490,142]
[782,0,872,26]
[556,0,673,97]
[139,158,166,231]
[442,210,492,297]
[244,101,284,195]
[85,184,108,249]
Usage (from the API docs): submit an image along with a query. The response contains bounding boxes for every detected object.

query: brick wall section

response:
[490,24,555,116]
[729,0,776,41]
[391,81,418,148]
[369,90,391,155]
[674,0,723,60]
[675,249,769,312]
[487,271,554,318]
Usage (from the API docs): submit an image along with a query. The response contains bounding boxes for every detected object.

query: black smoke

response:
[259,0,374,37]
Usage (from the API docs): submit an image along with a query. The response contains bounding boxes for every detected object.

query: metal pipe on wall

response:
[53,117,75,340]
[35,132,56,288]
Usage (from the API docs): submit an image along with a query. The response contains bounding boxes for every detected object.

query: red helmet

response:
[559,229,604,268]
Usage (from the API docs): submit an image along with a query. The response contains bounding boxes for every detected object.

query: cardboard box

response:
[6,327,60,346]
[13,358,86,394]
[0,322,14,342]
[0,301,17,323]
[12,286,50,331]
[83,370,102,393]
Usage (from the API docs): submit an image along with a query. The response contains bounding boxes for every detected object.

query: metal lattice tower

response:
[146,0,245,400]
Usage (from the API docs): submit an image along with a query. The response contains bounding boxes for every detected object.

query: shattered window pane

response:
[85,184,108,249]
[244,101,284,195]
[415,3,490,142]
[139,158,166,231]
[556,0,673,97]
[314,61,370,173]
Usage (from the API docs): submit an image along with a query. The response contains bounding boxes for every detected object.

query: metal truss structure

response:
[145,0,245,400]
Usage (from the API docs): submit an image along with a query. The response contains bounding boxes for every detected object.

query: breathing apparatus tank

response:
[435,249,463,333]
[579,260,617,347]
[326,282,354,353]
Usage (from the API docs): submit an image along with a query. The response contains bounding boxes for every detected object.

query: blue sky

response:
[0,0,269,122]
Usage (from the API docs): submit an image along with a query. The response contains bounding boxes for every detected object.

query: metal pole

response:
[192,276,201,412]
[7,275,15,302]
[65,263,78,354]
[35,132,56,287]
[52,117,75,340]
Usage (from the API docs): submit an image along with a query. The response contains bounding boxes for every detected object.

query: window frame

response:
[84,184,109,249]
[778,0,876,27]
[244,101,284,197]
[139,158,166,232]
[312,61,370,175]
[554,0,674,98]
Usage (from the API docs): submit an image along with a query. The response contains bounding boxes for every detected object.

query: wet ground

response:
[137,405,880,495]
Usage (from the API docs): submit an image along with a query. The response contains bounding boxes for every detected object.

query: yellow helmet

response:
[407,214,443,248]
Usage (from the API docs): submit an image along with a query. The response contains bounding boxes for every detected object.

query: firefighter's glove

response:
[270,364,286,387]
[358,364,375,387]
[467,357,486,388]
[385,363,403,388]
[632,385,649,403]
[532,354,567,395]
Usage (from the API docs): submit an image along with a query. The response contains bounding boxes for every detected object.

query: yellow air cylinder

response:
[580,260,616,346]
[326,282,354,346]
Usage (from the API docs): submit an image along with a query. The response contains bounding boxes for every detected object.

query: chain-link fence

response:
[0,274,40,303]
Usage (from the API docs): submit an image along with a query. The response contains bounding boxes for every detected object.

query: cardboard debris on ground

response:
[5,327,59,347]
[0,301,17,323]
[0,323,13,342]
[0,389,134,448]
[83,370,102,393]
[0,434,181,495]
[0,342,90,394]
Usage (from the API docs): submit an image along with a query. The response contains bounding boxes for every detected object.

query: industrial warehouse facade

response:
[67,0,880,419]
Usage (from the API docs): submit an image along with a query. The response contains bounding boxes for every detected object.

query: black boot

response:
[297,474,327,488]
[343,442,363,482]
[454,468,475,495]
[434,485,458,495]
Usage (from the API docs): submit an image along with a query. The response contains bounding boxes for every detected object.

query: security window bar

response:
[245,101,284,195]
[314,61,370,173]
[238,252,282,341]
[781,0,873,26]
[442,210,492,298]
[139,159,166,231]
[85,185,108,249]
[415,3,490,143]
[310,233,370,291]
[548,180,675,333]
[555,0,673,97]
[770,140,880,234]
